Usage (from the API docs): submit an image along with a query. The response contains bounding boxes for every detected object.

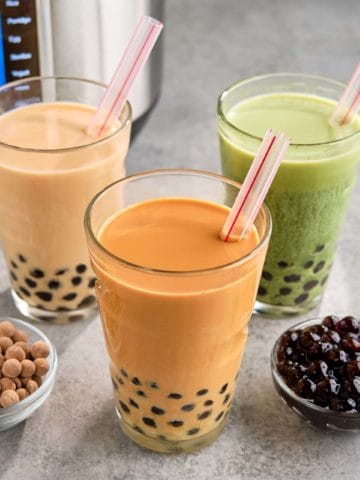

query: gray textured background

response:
[1,1,360,479]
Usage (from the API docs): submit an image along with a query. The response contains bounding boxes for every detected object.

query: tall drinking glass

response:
[218,74,360,316]
[85,169,271,453]
[0,77,131,323]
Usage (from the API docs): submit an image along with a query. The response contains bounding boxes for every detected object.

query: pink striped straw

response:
[87,16,163,137]
[329,62,360,127]
[221,129,290,242]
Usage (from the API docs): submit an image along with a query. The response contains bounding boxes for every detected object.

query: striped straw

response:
[221,129,290,242]
[87,16,163,137]
[329,62,360,127]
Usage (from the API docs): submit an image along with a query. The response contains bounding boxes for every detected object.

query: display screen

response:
[0,0,39,85]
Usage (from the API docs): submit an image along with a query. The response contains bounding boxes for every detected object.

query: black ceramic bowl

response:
[271,318,360,432]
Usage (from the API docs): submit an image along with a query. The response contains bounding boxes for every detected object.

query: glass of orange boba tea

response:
[0,77,131,323]
[85,169,271,453]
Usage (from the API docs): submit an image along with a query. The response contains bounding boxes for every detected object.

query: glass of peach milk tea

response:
[85,169,271,453]
[0,77,131,323]
[218,73,360,316]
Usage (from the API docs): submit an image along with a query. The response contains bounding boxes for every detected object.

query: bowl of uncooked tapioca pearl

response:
[0,317,57,431]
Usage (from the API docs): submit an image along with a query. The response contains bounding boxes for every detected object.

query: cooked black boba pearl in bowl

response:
[271,316,360,432]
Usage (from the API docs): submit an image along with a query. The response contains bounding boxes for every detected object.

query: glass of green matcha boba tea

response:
[217,73,360,316]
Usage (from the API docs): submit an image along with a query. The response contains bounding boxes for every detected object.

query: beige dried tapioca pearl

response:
[31,341,49,359]
[13,329,28,343]
[0,353,4,369]
[5,345,26,362]
[32,375,42,387]
[13,377,22,389]
[0,377,16,391]
[21,359,35,377]
[15,341,30,356]
[0,321,16,338]
[25,379,38,394]
[0,336,13,352]
[2,359,21,378]
[16,388,28,400]
[34,358,49,376]
[0,389,19,407]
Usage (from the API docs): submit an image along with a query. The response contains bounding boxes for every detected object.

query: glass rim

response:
[217,72,360,148]
[0,75,132,153]
[84,168,272,277]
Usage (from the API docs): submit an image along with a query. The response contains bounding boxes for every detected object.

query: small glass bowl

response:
[0,317,57,431]
[271,318,360,432]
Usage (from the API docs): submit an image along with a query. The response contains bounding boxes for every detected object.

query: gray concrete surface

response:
[1,1,360,479]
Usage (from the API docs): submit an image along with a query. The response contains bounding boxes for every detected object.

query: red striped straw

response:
[329,62,360,127]
[221,129,290,242]
[87,16,163,137]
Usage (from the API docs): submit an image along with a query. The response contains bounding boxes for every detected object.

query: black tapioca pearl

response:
[56,306,70,312]
[120,369,128,378]
[136,390,146,397]
[262,271,273,281]
[321,275,329,286]
[196,388,208,396]
[304,260,314,269]
[280,287,292,295]
[314,244,325,253]
[219,383,228,394]
[63,292,77,301]
[15,290,23,299]
[257,286,267,296]
[187,428,200,436]
[36,291,52,302]
[116,376,124,385]
[314,261,325,273]
[55,268,67,276]
[158,435,167,441]
[295,293,309,304]
[277,261,288,269]
[11,260,18,269]
[119,401,130,414]
[132,377,141,385]
[111,378,118,390]
[30,269,44,279]
[304,280,319,291]
[134,426,145,435]
[223,394,231,405]
[151,406,165,415]
[71,276,82,286]
[88,278,96,288]
[48,280,61,290]
[10,271,17,281]
[78,295,96,308]
[168,420,184,427]
[19,286,31,297]
[129,398,139,409]
[284,274,301,283]
[215,411,224,422]
[181,403,196,412]
[197,410,212,420]
[76,264,87,274]
[69,314,84,322]
[204,399,214,406]
[18,254,27,263]
[149,381,158,389]
[168,393,182,399]
[25,278,37,288]
[142,417,156,428]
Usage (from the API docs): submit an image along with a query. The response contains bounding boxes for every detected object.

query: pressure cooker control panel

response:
[0,0,40,85]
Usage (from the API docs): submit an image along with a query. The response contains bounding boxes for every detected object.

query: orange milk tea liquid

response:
[0,102,130,317]
[94,197,266,448]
